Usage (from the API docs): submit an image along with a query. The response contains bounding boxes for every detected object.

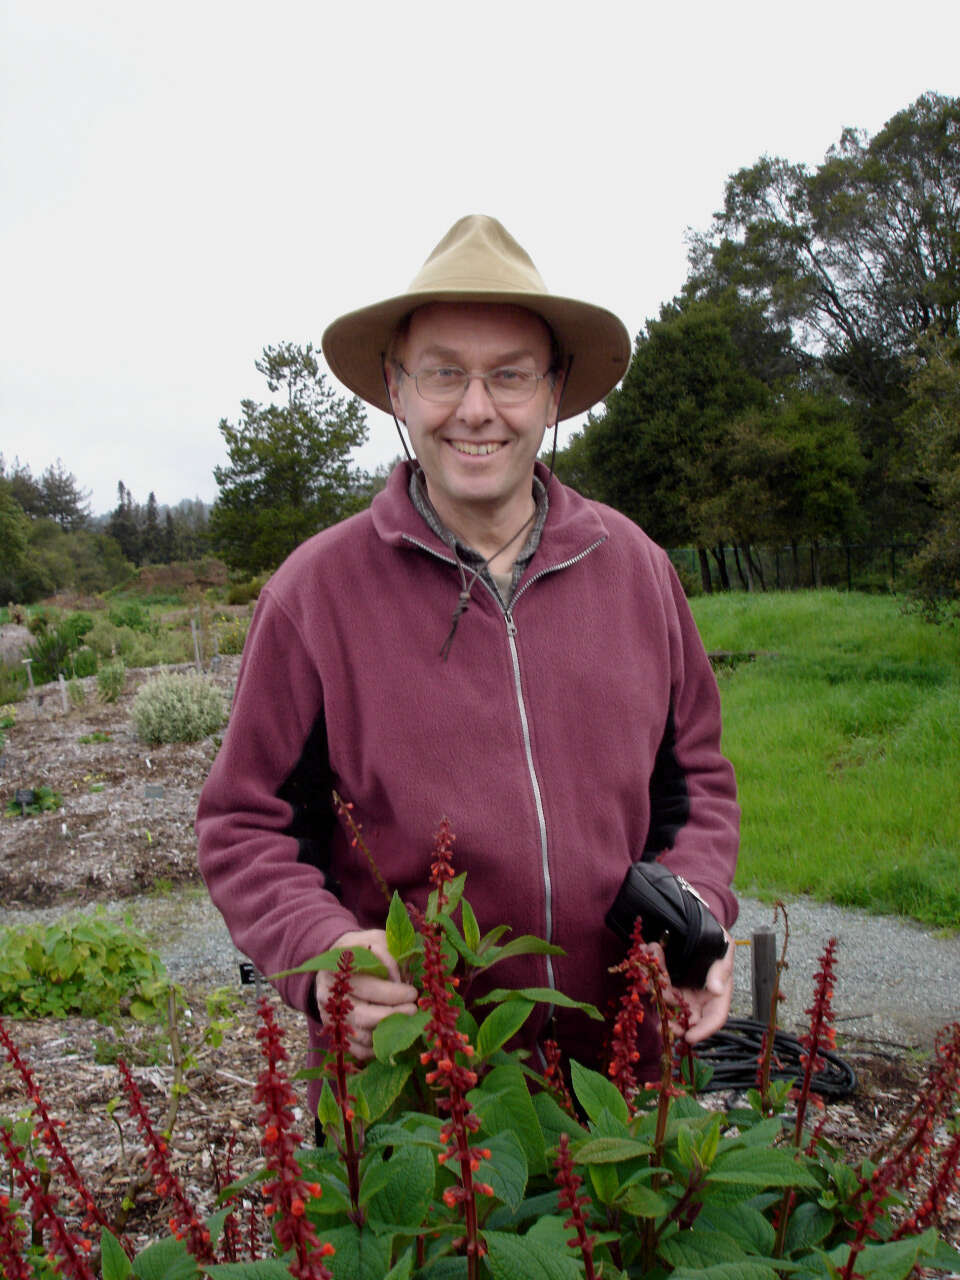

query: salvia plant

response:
[1,817,959,1279]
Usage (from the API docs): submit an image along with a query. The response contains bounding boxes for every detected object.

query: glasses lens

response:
[486,369,538,404]
[417,368,467,401]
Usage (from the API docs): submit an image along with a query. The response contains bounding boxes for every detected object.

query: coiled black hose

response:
[692,1018,857,1098]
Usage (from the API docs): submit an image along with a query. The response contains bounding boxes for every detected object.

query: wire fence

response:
[667,543,920,593]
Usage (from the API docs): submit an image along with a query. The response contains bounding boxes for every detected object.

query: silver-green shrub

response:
[131,672,226,745]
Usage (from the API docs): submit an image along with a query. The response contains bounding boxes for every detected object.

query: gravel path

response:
[6,888,959,1052]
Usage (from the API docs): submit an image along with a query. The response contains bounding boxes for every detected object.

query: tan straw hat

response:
[321,214,632,421]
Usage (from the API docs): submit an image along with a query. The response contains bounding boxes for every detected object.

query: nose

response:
[456,373,496,421]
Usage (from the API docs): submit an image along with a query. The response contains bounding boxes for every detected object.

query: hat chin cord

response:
[378,354,574,660]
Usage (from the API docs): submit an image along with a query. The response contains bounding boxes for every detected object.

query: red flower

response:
[554,1133,598,1280]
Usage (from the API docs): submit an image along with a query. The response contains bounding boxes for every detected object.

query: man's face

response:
[386,303,562,531]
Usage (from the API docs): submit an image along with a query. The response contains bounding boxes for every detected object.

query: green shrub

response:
[131,671,226,744]
[108,601,156,633]
[4,784,62,817]
[215,616,250,654]
[0,913,168,1020]
[97,659,126,703]
[67,678,86,707]
[226,575,266,606]
[0,663,26,704]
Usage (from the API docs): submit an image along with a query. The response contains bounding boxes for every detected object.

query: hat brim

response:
[321,289,632,421]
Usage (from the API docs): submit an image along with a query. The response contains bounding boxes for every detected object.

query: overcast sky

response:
[2,1,958,516]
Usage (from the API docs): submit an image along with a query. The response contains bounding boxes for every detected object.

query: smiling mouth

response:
[449,441,504,456]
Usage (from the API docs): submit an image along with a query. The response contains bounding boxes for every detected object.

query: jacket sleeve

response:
[195,586,360,1020]
[643,559,740,931]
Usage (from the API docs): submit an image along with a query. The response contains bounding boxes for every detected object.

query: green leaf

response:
[573,1135,653,1164]
[372,1009,429,1063]
[587,1160,620,1206]
[383,1251,414,1280]
[531,1091,586,1147]
[782,1200,834,1255]
[385,892,418,961]
[203,1264,292,1279]
[476,923,510,953]
[698,1203,776,1256]
[570,1060,630,1126]
[486,1189,561,1231]
[484,1230,583,1280]
[708,1147,819,1188]
[668,1265,779,1280]
[131,1235,199,1280]
[269,946,388,980]
[101,1228,133,1280]
[480,935,566,966]
[615,1178,669,1218]
[354,1058,412,1124]
[461,898,480,953]
[478,1130,528,1211]
[474,987,602,1019]
[322,1223,393,1279]
[427,871,467,920]
[475,999,534,1059]
[316,1079,341,1129]
[358,1157,394,1206]
[659,1227,754,1271]
[365,1142,436,1233]
[468,1063,547,1176]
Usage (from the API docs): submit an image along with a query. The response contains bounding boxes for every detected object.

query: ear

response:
[384,360,405,422]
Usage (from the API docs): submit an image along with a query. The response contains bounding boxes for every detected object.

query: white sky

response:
[2,0,958,516]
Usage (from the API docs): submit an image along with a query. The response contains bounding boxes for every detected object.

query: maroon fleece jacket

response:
[196,462,739,1114]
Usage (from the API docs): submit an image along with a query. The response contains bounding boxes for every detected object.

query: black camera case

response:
[605,861,728,989]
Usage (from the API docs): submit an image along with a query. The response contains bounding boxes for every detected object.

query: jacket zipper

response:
[402,531,607,1054]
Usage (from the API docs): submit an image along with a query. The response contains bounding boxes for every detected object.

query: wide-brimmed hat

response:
[321,214,632,421]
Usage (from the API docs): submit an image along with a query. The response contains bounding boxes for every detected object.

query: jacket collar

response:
[370,461,609,575]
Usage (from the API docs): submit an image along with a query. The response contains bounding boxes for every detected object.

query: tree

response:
[903,332,960,617]
[107,481,142,566]
[687,92,960,537]
[0,478,31,598]
[577,292,794,587]
[142,491,161,564]
[209,343,368,574]
[39,459,91,531]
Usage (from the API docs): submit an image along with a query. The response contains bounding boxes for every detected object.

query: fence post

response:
[751,928,778,1023]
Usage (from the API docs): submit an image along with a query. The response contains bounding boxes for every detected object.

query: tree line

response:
[555,91,959,612]
[3,92,956,612]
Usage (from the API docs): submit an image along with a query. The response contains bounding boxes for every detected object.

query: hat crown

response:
[409,214,548,297]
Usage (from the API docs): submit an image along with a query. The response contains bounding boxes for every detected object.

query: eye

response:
[430,366,465,381]
[489,367,534,387]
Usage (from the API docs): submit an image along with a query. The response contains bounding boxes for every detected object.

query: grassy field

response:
[691,591,960,928]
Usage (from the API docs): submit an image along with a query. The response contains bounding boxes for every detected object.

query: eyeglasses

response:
[399,364,551,406]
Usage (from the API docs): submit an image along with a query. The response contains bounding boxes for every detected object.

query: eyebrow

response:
[415,344,539,365]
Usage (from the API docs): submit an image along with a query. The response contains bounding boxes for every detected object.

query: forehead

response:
[400,302,553,362]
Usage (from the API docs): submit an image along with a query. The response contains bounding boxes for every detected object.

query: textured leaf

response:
[699,1203,776,1256]
[460,898,481,953]
[354,1058,412,1123]
[484,1231,583,1280]
[372,1009,430,1063]
[659,1226,754,1271]
[708,1147,819,1187]
[322,1223,393,1279]
[782,1200,834,1255]
[531,1090,586,1148]
[478,1130,528,1210]
[475,998,534,1059]
[614,1179,669,1218]
[131,1236,199,1280]
[570,1059,630,1126]
[668,1265,779,1280]
[573,1135,653,1164]
[203,1264,291,1279]
[469,1063,546,1175]
[365,1143,435,1233]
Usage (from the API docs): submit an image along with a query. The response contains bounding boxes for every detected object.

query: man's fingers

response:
[347,1000,420,1032]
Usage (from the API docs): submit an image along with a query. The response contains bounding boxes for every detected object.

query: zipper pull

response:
[505,611,517,637]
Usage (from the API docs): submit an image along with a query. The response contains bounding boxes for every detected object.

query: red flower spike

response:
[554,1133,598,1280]
[118,1058,215,1265]
[0,1190,33,1280]
[793,938,839,1146]
[412,885,493,1279]
[430,817,456,910]
[543,1040,577,1117]
[252,998,335,1279]
[0,1018,117,1247]
[0,1126,95,1280]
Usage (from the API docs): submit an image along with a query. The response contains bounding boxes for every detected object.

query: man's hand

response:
[315,928,419,1061]
[673,929,734,1044]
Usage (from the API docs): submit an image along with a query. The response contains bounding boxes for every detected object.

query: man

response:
[196,215,739,1117]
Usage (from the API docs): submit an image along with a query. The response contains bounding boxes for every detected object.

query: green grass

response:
[690,591,960,927]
